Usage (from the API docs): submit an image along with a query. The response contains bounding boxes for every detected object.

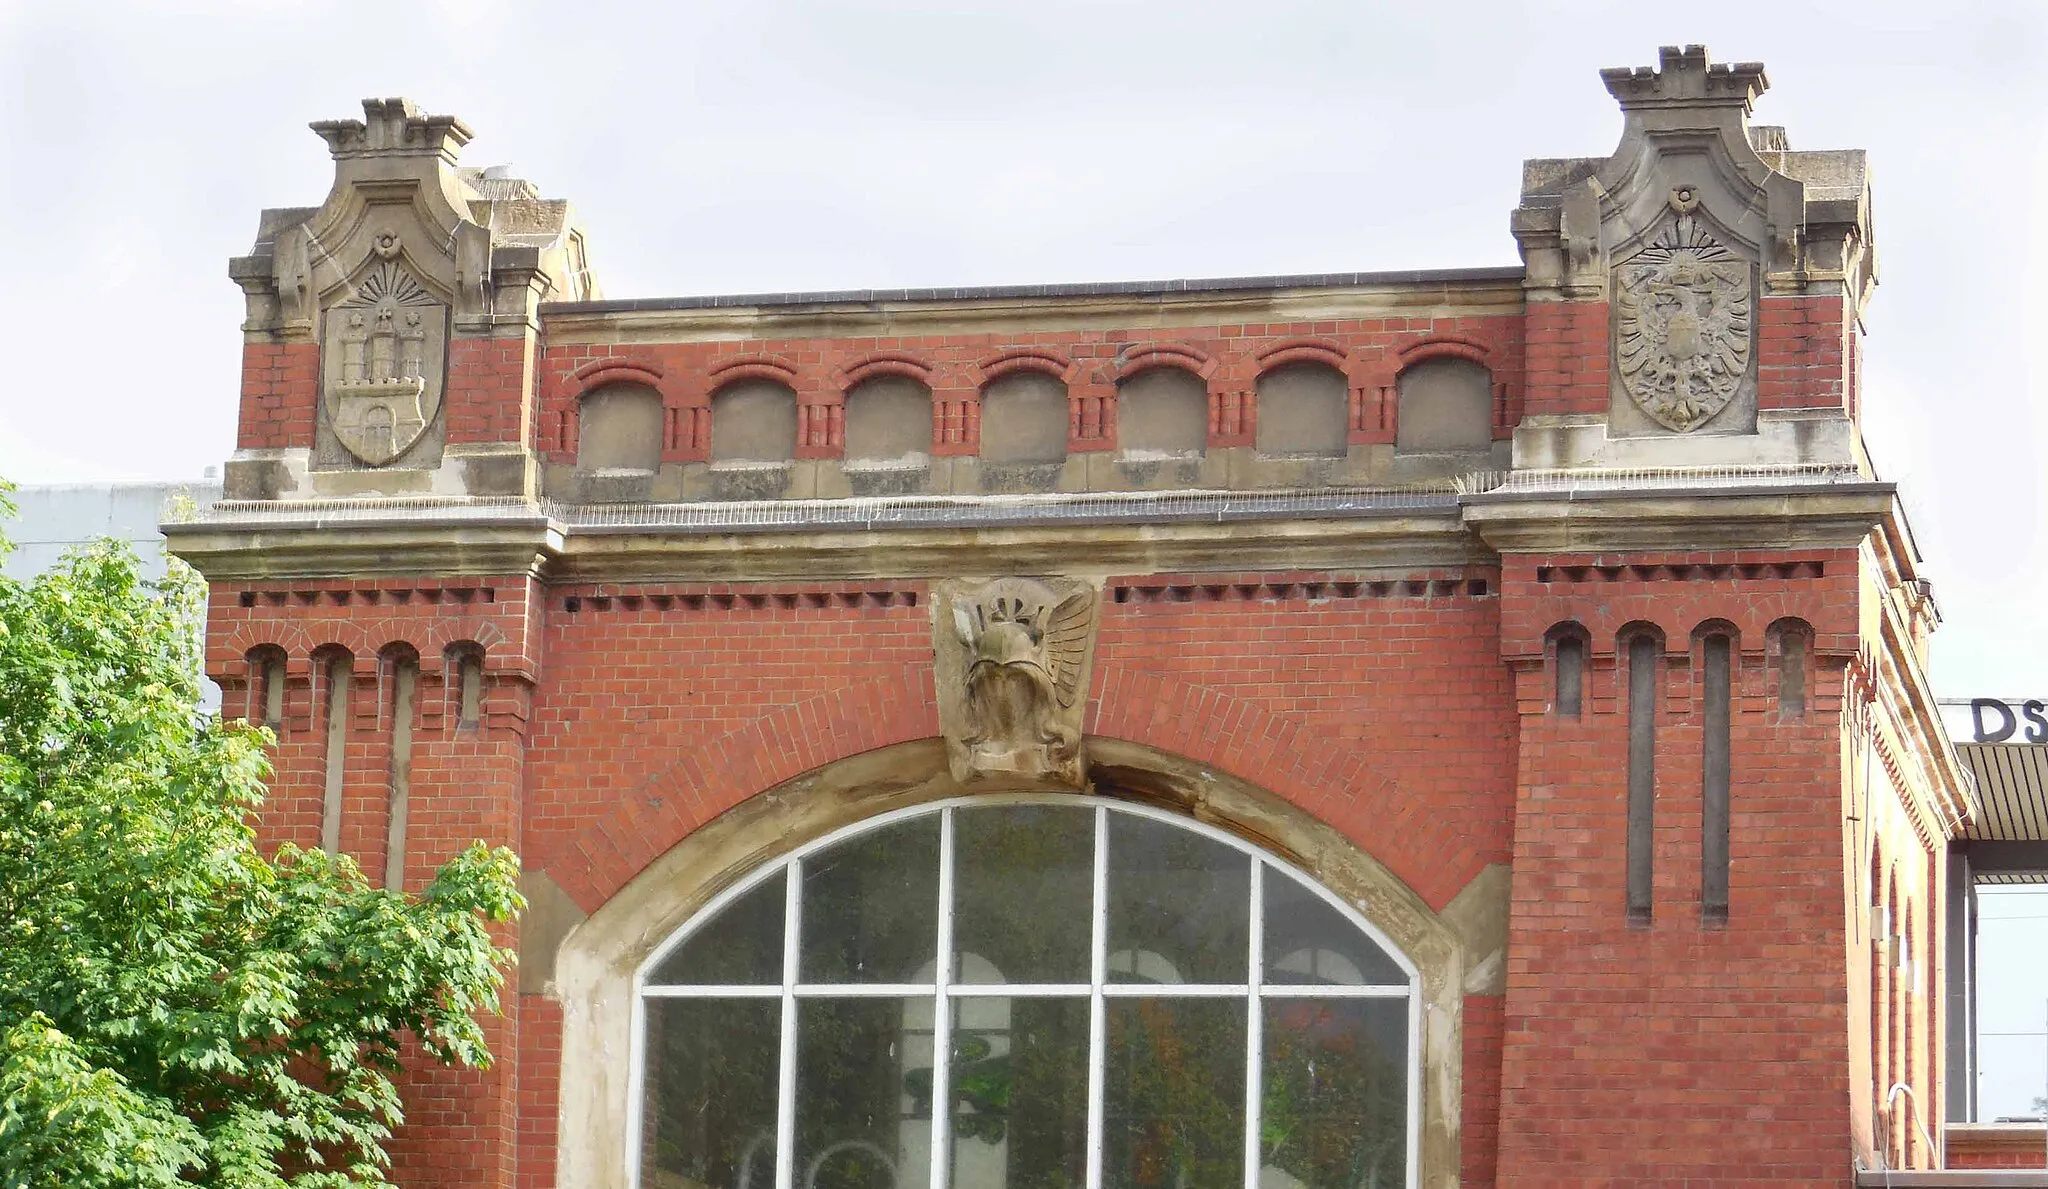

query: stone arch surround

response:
[548,735,1499,1189]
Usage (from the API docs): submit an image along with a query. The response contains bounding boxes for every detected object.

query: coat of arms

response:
[937,577,1098,788]
[1613,208,1754,433]
[321,257,448,465]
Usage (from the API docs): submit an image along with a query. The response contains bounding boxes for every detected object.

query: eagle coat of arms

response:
[1613,212,1754,433]
[938,577,1098,788]
[320,256,449,466]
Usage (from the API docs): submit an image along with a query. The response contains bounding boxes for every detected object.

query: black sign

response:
[1969,698,2048,743]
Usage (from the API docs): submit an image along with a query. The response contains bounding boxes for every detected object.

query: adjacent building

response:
[165,46,2041,1187]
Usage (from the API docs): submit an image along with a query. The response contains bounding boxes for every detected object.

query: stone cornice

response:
[165,498,1486,584]
[1460,481,1897,553]
[164,516,560,581]
[167,478,1909,583]
[538,272,1526,346]
[1859,529,1975,837]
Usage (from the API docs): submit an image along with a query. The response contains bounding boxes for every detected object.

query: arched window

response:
[845,376,935,470]
[246,644,287,729]
[1116,368,1207,458]
[1769,617,1812,719]
[1544,622,1589,720]
[578,383,663,473]
[445,642,485,729]
[1254,362,1348,458]
[980,373,1069,465]
[634,797,1418,1189]
[1394,359,1493,453]
[712,380,800,465]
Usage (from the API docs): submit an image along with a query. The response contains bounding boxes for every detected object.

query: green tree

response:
[0,485,522,1189]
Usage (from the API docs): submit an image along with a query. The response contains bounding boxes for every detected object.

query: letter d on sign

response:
[1972,698,2018,743]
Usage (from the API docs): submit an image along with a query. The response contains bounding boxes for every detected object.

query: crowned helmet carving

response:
[937,577,1098,788]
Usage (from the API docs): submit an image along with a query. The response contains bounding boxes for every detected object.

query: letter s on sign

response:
[2025,701,2048,744]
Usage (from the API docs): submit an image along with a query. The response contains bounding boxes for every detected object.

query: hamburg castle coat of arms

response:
[321,240,448,466]
[1612,193,1755,433]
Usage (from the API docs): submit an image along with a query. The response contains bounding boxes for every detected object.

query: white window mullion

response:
[774,858,802,1189]
[1085,804,1109,1189]
[928,807,957,1189]
[1242,861,1265,1189]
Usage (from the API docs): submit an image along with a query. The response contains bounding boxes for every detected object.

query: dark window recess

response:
[320,655,351,857]
[458,652,484,726]
[262,653,286,727]
[1779,627,1809,717]
[1626,634,1658,924]
[1701,635,1732,923]
[385,655,418,891]
[1555,635,1585,719]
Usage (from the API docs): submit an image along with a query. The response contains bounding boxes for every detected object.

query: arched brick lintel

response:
[548,662,1477,917]
[1087,665,1485,913]
[548,664,940,910]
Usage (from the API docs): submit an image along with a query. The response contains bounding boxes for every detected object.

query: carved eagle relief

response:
[945,577,1096,786]
[1613,214,1754,433]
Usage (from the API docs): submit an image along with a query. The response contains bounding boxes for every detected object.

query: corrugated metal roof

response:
[1958,743,2048,841]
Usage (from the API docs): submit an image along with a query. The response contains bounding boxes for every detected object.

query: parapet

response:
[208,58,1883,524]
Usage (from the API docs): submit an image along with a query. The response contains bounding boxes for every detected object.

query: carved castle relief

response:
[1612,188,1756,433]
[322,251,449,466]
[934,577,1100,788]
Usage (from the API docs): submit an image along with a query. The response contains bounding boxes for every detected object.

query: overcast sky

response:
[1,0,2044,700]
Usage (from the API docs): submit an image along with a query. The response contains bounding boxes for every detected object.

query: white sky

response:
[3,0,2046,1113]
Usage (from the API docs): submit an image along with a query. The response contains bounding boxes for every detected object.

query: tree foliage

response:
[0,487,523,1188]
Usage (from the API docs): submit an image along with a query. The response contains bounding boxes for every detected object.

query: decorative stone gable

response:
[226,97,597,490]
[933,576,1101,789]
[1510,45,1874,463]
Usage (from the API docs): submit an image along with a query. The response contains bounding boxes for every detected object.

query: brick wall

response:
[206,281,1922,1188]
[1493,550,1864,1184]
[234,341,319,449]
[536,314,1527,462]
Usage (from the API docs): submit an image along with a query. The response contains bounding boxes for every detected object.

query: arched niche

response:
[1116,367,1208,458]
[576,383,663,473]
[711,380,799,465]
[548,737,1478,1189]
[980,372,1069,466]
[1255,362,1348,458]
[1395,359,1494,454]
[844,375,934,469]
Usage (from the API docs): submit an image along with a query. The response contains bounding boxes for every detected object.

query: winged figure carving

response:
[944,578,1096,786]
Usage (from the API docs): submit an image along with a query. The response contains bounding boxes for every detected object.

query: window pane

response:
[641,998,781,1188]
[1103,999,1246,1188]
[1106,813,1249,985]
[648,871,785,986]
[1261,999,1408,1187]
[952,805,1095,985]
[801,817,941,984]
[795,997,933,1189]
[947,996,1089,1189]
[1263,872,1407,987]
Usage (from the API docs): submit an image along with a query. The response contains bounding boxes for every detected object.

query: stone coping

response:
[538,265,1528,315]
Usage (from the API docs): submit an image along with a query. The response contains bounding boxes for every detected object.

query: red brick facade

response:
[175,46,1982,1189]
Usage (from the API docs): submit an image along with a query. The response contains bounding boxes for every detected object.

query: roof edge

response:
[538,265,1528,316]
